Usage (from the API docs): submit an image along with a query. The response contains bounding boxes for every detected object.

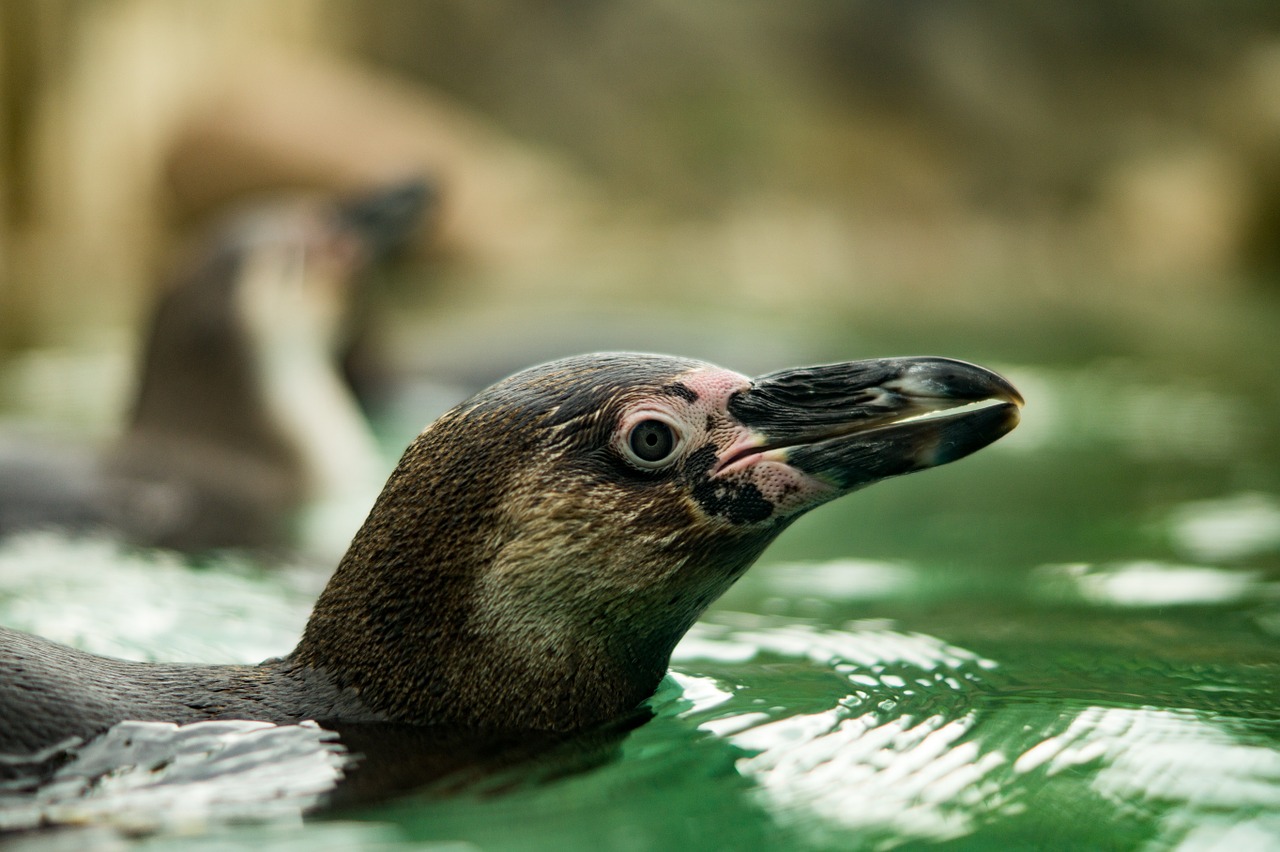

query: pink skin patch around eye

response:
[657,367,836,519]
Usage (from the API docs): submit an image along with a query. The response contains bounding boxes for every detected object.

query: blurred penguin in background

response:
[0,180,431,556]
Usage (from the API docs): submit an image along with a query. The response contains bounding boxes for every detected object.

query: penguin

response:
[0,352,1022,754]
[0,180,430,553]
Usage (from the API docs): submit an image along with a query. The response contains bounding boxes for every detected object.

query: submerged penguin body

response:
[0,628,357,752]
[0,352,1022,754]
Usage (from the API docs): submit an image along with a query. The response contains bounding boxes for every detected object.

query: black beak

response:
[728,357,1023,492]
[336,179,435,260]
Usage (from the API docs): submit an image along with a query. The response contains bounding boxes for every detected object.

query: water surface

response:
[0,297,1277,849]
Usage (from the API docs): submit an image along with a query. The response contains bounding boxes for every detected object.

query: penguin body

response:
[0,181,429,553]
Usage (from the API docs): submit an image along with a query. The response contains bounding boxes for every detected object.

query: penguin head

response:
[229,180,431,357]
[298,352,1021,730]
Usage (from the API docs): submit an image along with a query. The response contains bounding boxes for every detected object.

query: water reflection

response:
[1168,492,1280,563]
[995,363,1250,462]
[673,619,1280,850]
[752,560,917,603]
[1016,706,1280,849]
[1033,561,1272,607]
[676,619,999,674]
[0,532,314,662]
[674,621,1008,847]
[734,710,1004,847]
[0,720,346,833]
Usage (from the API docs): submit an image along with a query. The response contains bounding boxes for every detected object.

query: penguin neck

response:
[242,294,383,507]
[288,435,670,731]
[250,322,385,556]
[292,552,669,731]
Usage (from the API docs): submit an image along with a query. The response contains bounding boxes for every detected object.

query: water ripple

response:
[671,618,1280,849]
[0,532,316,663]
[1013,705,1280,849]
[673,620,1010,846]
[0,720,348,834]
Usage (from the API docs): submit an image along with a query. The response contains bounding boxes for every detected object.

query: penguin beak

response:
[724,357,1023,494]
[336,179,435,260]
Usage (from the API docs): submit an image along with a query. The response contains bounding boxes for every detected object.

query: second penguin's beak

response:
[336,179,435,261]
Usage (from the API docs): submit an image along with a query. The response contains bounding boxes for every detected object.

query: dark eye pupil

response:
[629,420,675,463]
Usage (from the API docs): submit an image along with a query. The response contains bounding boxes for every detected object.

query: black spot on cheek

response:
[685,444,717,479]
[685,443,774,524]
[705,414,715,431]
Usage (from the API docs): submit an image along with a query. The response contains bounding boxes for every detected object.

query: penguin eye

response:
[625,419,679,468]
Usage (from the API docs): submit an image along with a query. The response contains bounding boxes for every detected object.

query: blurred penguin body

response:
[0,182,429,554]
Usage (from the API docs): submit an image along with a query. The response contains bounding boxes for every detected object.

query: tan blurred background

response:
[3,1,1280,361]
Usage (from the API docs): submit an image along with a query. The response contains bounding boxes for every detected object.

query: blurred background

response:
[2,4,1280,847]
[2,3,1280,584]
[4,1,1280,386]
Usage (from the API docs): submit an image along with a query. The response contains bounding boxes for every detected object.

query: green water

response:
[1,294,1278,849]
